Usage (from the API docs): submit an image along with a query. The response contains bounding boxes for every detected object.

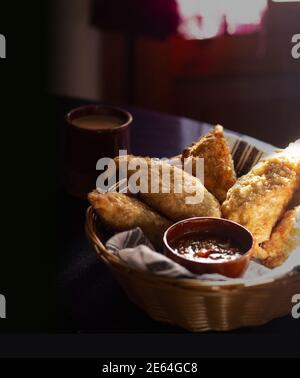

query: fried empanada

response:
[222,156,298,250]
[268,140,300,180]
[262,206,300,268]
[289,184,300,209]
[88,191,172,250]
[182,125,236,202]
[114,155,221,221]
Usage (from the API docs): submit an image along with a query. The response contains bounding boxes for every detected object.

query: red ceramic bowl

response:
[163,217,254,278]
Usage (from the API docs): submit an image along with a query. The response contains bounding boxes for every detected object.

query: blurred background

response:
[50,0,300,146]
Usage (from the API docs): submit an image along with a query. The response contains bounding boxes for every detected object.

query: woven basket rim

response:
[85,206,299,290]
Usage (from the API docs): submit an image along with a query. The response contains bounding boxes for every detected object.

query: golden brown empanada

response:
[182,125,236,202]
[114,155,221,221]
[262,206,300,268]
[222,156,298,250]
[88,191,172,250]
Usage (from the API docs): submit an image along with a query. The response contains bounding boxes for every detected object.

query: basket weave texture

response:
[86,206,300,331]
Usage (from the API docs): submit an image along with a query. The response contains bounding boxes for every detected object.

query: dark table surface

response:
[53,96,299,334]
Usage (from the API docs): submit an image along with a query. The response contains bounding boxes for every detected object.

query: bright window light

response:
[176,0,268,40]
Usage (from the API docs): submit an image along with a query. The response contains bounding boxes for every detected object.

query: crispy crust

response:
[222,157,298,249]
[289,184,300,209]
[114,155,221,221]
[182,125,236,203]
[88,191,172,250]
[262,206,300,268]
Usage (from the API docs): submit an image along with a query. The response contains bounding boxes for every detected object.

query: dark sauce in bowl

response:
[170,233,242,263]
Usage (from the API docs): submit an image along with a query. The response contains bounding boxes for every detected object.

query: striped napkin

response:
[225,132,276,177]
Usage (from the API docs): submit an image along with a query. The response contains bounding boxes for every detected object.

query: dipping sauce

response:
[170,233,242,263]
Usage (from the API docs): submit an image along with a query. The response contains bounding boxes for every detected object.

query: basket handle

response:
[85,206,108,257]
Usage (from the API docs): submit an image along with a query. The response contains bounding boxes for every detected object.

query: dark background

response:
[0,0,299,358]
[52,0,300,147]
[0,1,54,332]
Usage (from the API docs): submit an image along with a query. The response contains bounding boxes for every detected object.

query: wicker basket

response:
[85,206,300,332]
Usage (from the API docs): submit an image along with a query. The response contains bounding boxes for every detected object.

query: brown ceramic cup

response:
[64,104,132,199]
[164,217,254,278]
